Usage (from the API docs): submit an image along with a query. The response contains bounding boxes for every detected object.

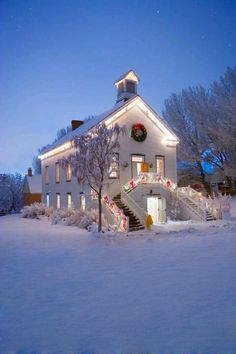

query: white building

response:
[39,70,219,231]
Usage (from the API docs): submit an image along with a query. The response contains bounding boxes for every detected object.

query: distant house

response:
[23,168,42,206]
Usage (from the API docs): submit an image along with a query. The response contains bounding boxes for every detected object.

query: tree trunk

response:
[98,188,102,232]
[197,160,212,195]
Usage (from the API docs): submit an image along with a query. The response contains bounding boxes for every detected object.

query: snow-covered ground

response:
[0,201,236,353]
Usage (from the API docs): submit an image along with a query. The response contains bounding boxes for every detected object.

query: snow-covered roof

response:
[41,97,135,155]
[40,95,179,158]
[25,175,42,193]
[114,69,140,85]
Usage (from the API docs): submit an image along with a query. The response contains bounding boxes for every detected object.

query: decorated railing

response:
[102,194,129,232]
[121,189,147,226]
[123,172,177,193]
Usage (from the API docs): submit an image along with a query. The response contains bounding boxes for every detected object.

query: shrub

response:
[21,203,53,219]
[21,203,107,230]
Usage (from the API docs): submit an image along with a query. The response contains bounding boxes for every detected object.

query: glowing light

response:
[38,141,72,160]
[163,138,179,147]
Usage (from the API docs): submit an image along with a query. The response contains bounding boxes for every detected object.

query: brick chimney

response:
[28,168,32,177]
[71,120,84,131]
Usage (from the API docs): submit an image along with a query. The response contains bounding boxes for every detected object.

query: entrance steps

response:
[178,195,216,221]
[113,193,145,232]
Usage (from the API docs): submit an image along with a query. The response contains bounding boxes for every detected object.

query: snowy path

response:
[0,215,236,353]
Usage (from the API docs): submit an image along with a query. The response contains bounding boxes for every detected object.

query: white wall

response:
[41,148,96,209]
[41,101,177,208]
[105,104,177,197]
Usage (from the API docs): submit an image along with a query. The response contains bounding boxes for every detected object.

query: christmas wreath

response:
[131,123,147,142]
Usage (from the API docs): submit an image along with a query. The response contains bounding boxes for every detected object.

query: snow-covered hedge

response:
[21,203,53,219]
[21,203,107,230]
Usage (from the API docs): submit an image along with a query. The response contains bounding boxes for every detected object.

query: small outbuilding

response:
[23,168,42,206]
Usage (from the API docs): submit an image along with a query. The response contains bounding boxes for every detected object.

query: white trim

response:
[39,141,72,160]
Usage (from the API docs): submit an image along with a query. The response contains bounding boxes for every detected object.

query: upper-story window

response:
[66,164,72,182]
[109,153,119,178]
[55,162,60,183]
[45,166,49,184]
[156,155,165,177]
[131,155,145,178]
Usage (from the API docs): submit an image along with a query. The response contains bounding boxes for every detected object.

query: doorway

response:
[147,196,166,223]
[131,155,145,178]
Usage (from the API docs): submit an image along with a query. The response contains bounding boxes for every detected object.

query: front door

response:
[147,197,166,223]
[131,155,145,178]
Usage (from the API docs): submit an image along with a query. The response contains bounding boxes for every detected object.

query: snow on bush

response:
[21,203,107,230]
[21,202,53,219]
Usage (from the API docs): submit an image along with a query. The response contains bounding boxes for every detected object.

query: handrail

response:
[123,172,177,194]
[102,194,129,232]
[121,189,147,225]
[177,187,221,220]
[178,192,207,221]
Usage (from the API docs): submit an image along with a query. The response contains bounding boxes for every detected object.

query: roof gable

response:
[24,175,42,193]
[39,95,179,160]
[114,70,140,86]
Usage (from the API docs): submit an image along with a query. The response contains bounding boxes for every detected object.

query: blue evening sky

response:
[0,0,235,174]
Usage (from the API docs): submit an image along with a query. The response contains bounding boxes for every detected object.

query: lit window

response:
[56,193,61,209]
[131,155,145,177]
[66,164,72,181]
[45,166,49,184]
[109,154,119,178]
[80,195,86,210]
[67,193,72,209]
[55,162,60,183]
[156,156,165,177]
[46,193,50,207]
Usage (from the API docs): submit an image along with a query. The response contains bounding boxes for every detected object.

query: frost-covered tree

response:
[53,126,72,143]
[0,173,24,213]
[163,67,236,191]
[60,123,125,232]
[162,87,211,192]
[203,67,236,184]
[32,155,41,174]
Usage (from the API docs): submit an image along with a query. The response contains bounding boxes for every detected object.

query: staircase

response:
[113,193,145,232]
[178,194,216,221]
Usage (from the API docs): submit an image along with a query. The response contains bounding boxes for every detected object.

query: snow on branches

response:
[59,123,125,231]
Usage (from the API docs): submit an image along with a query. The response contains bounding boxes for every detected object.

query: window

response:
[46,193,50,207]
[109,153,119,178]
[56,193,61,209]
[67,193,72,209]
[45,166,49,184]
[126,80,136,94]
[55,162,60,183]
[80,194,86,210]
[66,164,72,182]
[156,156,165,177]
[131,155,145,177]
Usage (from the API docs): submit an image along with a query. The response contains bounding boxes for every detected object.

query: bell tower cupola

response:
[114,70,140,103]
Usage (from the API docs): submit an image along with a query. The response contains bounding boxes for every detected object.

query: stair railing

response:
[102,194,129,232]
[177,191,207,221]
[121,189,147,226]
[123,173,177,194]
[177,187,221,220]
